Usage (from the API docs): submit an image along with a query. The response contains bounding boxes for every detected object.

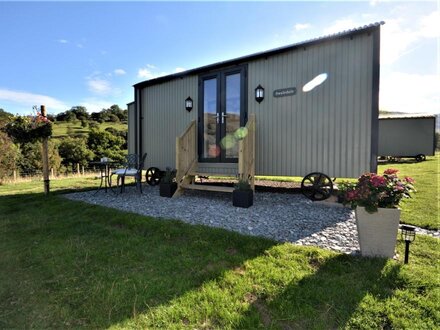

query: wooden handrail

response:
[175,120,197,189]
[238,114,256,191]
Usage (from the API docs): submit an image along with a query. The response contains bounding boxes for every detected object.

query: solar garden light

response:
[185,96,193,112]
[400,224,416,264]
[255,84,264,103]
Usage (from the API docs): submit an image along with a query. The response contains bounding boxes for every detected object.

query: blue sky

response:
[0,1,438,115]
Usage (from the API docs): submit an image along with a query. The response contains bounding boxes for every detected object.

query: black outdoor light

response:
[255,84,264,103]
[185,97,193,112]
[400,224,416,264]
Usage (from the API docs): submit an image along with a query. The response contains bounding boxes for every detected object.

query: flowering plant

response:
[343,169,415,213]
[3,111,52,143]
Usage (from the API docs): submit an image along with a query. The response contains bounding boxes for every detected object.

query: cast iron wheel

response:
[415,154,426,162]
[146,167,161,186]
[301,172,334,201]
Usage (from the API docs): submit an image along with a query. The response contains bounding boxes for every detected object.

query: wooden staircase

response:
[173,114,256,197]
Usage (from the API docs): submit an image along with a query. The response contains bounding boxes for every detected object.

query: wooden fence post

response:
[41,105,50,194]
[77,163,80,175]
[13,170,17,182]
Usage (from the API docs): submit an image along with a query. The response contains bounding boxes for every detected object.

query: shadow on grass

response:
[0,192,276,328]
[238,253,401,329]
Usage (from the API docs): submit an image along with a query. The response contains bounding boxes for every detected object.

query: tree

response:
[0,108,13,125]
[0,131,19,183]
[70,106,89,121]
[87,128,125,162]
[58,137,94,168]
[17,141,61,176]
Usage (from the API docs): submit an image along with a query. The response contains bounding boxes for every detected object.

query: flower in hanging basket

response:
[343,169,416,213]
[3,112,52,143]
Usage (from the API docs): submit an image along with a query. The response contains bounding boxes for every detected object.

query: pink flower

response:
[384,168,399,175]
[405,176,415,184]
[370,175,386,187]
[346,190,358,201]
[394,185,404,191]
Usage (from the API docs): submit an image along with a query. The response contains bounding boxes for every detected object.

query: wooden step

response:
[188,171,236,178]
[180,183,234,193]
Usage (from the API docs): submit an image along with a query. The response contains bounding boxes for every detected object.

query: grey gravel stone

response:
[64,185,439,254]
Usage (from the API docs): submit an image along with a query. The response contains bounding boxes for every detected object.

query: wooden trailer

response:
[378,114,436,161]
[128,22,382,200]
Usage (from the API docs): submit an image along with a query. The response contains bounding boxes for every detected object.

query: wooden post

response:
[13,170,17,182]
[41,105,50,194]
[81,165,85,176]
[51,168,54,179]
[77,163,80,175]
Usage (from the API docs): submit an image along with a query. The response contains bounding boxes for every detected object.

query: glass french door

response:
[198,66,247,162]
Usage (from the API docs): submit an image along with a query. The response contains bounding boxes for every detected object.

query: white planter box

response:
[355,207,400,258]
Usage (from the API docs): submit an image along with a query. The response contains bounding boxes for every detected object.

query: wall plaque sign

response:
[273,87,297,97]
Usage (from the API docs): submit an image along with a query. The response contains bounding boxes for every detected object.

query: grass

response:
[52,121,127,138]
[0,157,438,328]
[377,154,439,230]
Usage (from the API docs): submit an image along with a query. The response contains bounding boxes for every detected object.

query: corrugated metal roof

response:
[134,21,384,89]
[379,113,436,119]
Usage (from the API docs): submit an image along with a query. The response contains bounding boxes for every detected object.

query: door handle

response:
[215,113,220,124]
[221,113,228,124]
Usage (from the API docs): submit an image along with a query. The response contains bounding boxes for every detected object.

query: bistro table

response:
[90,159,120,193]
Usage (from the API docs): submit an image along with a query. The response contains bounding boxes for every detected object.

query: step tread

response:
[180,183,234,193]
[189,172,237,177]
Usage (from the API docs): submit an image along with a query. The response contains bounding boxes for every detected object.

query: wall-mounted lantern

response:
[255,85,264,103]
[185,97,193,112]
[400,224,416,264]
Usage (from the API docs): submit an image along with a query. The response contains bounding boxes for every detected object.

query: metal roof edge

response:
[133,21,385,89]
[379,113,436,119]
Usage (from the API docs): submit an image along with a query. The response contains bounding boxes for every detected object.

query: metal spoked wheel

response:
[415,154,426,162]
[301,172,334,201]
[146,167,162,186]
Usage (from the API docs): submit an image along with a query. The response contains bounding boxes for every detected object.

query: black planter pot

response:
[232,189,253,208]
[160,182,177,197]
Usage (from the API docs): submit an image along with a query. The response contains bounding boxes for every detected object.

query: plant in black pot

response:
[233,174,253,208]
[160,167,177,198]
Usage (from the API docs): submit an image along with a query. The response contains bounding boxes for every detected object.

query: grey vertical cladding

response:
[248,32,374,178]
[141,76,198,170]
[136,30,376,178]
[378,118,436,157]
[127,102,135,154]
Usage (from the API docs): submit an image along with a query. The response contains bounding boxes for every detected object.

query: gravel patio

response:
[65,184,361,254]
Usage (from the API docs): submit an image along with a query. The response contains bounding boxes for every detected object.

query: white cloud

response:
[418,10,440,39]
[57,39,68,44]
[137,67,167,79]
[114,69,126,76]
[323,18,357,35]
[174,67,186,73]
[380,72,440,114]
[295,23,311,31]
[323,11,439,66]
[76,43,84,49]
[79,99,115,113]
[0,88,68,111]
[137,68,155,79]
[87,78,112,95]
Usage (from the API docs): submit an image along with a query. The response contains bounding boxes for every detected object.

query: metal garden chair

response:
[110,153,147,193]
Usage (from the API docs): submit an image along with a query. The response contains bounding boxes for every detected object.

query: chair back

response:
[125,154,139,170]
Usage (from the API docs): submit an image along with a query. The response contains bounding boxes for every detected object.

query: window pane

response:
[203,78,218,158]
[224,73,240,158]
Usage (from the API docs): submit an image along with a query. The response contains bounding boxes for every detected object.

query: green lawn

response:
[0,159,439,329]
[378,154,439,230]
[52,121,127,138]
